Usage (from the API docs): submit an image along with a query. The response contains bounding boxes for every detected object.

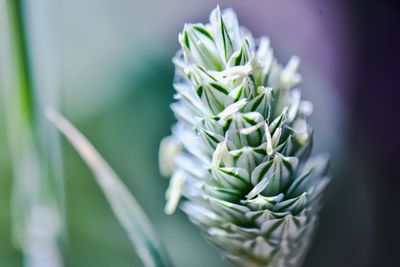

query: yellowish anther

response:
[256,37,270,59]
[212,140,232,167]
[212,142,224,167]
[287,89,301,122]
[159,136,181,177]
[281,56,302,88]
[240,121,264,135]
[218,98,247,121]
[299,100,314,116]
[220,141,233,167]
[165,171,186,215]
[217,65,252,81]
[293,119,309,145]
[272,127,282,148]
[264,122,273,156]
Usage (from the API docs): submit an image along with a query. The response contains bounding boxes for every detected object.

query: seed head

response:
[160,6,331,267]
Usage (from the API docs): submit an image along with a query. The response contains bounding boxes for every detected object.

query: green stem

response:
[0,1,64,266]
[6,0,36,131]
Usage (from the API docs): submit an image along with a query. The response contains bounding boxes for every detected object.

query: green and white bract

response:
[159,7,330,267]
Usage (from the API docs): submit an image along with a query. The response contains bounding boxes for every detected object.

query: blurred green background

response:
[0,1,374,267]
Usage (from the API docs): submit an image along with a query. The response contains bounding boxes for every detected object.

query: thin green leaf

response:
[1,2,65,267]
[46,108,172,267]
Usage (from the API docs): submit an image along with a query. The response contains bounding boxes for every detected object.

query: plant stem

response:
[0,1,64,266]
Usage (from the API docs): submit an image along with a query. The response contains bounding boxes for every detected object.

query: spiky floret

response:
[159,7,330,267]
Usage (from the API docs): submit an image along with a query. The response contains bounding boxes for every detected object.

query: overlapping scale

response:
[159,6,331,267]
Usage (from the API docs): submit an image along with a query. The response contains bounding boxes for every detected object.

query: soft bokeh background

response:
[1,0,399,266]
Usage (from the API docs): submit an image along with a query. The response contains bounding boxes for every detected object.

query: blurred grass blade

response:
[45,108,173,267]
[0,1,64,266]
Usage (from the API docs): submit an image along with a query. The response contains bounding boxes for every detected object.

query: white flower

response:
[159,6,331,267]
